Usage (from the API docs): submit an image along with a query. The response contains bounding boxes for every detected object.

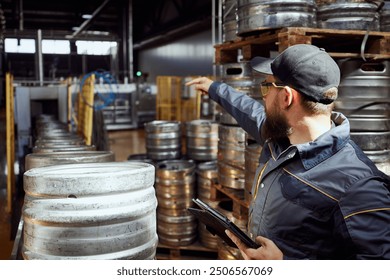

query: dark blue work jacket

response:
[209,82,390,259]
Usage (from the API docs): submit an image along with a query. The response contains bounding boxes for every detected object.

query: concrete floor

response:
[0,107,147,259]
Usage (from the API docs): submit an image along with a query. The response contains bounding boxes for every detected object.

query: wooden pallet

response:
[210,182,249,221]
[215,27,390,64]
[156,241,218,260]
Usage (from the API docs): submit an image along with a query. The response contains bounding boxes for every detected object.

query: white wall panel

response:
[138,30,213,83]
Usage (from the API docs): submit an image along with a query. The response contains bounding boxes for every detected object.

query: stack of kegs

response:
[217,124,246,190]
[336,59,390,175]
[217,62,262,193]
[155,160,198,246]
[195,161,219,249]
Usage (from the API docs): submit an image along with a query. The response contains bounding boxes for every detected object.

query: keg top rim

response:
[24,161,154,177]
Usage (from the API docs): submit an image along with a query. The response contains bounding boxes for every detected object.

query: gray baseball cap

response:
[250,44,340,104]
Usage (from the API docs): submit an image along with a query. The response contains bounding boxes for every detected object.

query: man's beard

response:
[263,105,292,141]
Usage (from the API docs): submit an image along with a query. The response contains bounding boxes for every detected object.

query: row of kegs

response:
[223,0,390,42]
[219,59,390,176]
[144,117,264,201]
[22,115,159,260]
[142,119,256,258]
[24,115,248,259]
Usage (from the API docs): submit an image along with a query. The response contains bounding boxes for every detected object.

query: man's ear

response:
[281,86,295,109]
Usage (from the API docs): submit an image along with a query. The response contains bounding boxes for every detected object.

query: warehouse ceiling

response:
[0,0,212,44]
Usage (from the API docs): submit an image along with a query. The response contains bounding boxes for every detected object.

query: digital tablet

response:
[188,198,260,249]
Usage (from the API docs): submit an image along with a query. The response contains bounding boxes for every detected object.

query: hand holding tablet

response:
[188,198,260,249]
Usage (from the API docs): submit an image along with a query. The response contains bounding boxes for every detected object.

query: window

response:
[75,41,117,55]
[42,40,70,54]
[5,38,35,53]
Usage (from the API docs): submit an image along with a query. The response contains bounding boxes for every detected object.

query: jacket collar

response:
[269,112,350,170]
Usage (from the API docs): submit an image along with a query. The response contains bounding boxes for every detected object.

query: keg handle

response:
[360,1,385,61]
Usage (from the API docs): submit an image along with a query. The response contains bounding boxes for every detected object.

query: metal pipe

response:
[212,0,216,78]
[128,0,133,81]
[212,0,222,78]
[218,0,223,45]
[35,29,43,86]
[19,0,23,31]
[132,18,210,50]
[68,0,111,39]
[121,2,128,80]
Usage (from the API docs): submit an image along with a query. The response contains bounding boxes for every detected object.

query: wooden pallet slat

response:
[212,183,249,220]
[156,242,218,260]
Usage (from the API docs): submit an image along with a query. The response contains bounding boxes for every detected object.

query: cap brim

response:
[250,57,274,75]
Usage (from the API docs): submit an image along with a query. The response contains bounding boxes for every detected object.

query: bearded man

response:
[186,44,390,260]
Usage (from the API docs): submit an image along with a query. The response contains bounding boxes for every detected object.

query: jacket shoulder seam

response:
[283,168,339,202]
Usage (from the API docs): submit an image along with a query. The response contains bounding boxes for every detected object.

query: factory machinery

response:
[13,76,156,160]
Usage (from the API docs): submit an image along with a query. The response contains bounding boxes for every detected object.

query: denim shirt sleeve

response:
[209,81,267,144]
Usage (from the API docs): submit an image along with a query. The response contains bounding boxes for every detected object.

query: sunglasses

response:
[260,82,285,97]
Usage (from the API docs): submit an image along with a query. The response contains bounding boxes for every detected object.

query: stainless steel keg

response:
[237,0,317,36]
[217,161,246,190]
[25,151,115,170]
[218,124,246,168]
[32,144,96,153]
[223,0,239,42]
[145,120,181,160]
[219,62,261,125]
[195,161,232,249]
[244,143,262,203]
[337,59,390,134]
[186,119,219,161]
[22,162,158,260]
[381,1,390,31]
[317,0,380,30]
[336,59,390,174]
[196,161,218,201]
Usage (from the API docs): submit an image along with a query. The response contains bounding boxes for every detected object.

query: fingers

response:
[225,230,248,251]
[185,77,213,94]
[226,232,283,260]
[185,77,203,86]
[255,235,268,247]
[225,230,255,260]
[254,236,284,260]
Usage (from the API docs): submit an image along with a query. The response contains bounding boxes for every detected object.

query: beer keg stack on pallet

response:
[143,119,222,259]
[209,0,390,258]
